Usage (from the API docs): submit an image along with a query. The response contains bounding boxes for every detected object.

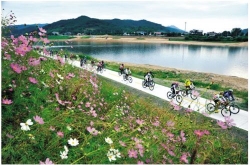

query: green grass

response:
[81,36,91,39]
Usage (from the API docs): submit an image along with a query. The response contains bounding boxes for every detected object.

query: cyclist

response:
[171,82,179,95]
[124,68,131,80]
[144,71,154,85]
[185,79,195,95]
[223,89,235,103]
[83,56,87,64]
[213,92,227,113]
[119,64,124,75]
[97,61,102,71]
[101,60,105,70]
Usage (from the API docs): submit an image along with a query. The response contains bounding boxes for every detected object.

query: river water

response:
[49,41,248,79]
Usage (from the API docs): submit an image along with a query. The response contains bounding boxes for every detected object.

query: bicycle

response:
[96,66,103,73]
[181,86,198,100]
[206,102,231,117]
[167,90,183,103]
[123,74,133,83]
[227,100,240,114]
[142,79,154,91]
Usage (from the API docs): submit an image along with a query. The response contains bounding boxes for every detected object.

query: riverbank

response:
[69,35,248,47]
[104,60,248,91]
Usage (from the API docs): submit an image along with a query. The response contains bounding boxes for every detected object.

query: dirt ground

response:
[71,35,248,47]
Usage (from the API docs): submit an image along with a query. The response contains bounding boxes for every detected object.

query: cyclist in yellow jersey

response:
[185,79,192,95]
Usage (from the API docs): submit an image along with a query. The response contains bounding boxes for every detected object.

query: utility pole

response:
[185,22,187,33]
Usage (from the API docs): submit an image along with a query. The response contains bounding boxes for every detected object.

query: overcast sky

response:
[1,0,248,33]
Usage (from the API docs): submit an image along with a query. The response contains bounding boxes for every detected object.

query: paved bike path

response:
[46,55,248,131]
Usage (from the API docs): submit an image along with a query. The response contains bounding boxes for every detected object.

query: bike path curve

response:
[46,56,248,131]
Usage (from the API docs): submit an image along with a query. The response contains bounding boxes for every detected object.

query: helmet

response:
[229,89,233,92]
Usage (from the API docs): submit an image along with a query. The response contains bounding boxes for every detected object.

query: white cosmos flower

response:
[57,73,64,80]
[20,119,33,131]
[68,138,79,146]
[107,151,116,162]
[64,145,69,153]
[60,151,68,159]
[105,137,113,144]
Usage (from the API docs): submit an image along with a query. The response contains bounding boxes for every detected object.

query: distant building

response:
[64,32,72,35]
[154,32,162,36]
[52,32,59,35]
[207,31,217,37]
[189,29,203,35]
[135,31,146,35]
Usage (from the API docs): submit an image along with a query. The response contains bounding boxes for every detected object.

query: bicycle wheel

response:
[181,90,187,97]
[149,84,154,91]
[221,108,231,117]
[229,104,240,114]
[118,72,121,76]
[176,95,183,103]
[150,80,155,87]
[167,91,173,99]
[123,75,126,81]
[190,93,198,100]
[142,80,147,88]
[100,68,103,73]
[128,77,133,83]
[206,103,215,112]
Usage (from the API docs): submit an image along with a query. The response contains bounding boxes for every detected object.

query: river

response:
[49,41,248,79]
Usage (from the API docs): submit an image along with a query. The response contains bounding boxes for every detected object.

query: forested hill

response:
[43,15,185,35]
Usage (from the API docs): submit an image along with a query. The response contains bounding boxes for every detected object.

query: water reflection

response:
[49,41,248,79]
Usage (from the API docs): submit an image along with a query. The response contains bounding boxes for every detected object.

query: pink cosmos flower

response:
[168,149,176,156]
[40,158,54,165]
[57,131,64,138]
[224,116,236,128]
[39,27,47,33]
[194,130,204,139]
[29,77,38,84]
[85,102,91,108]
[217,120,227,129]
[29,36,38,42]
[180,130,186,142]
[68,73,75,78]
[2,99,13,105]
[55,93,65,105]
[33,115,44,124]
[180,153,189,164]
[166,120,175,127]
[137,161,144,164]
[43,48,50,55]
[128,149,138,158]
[173,104,181,111]
[57,56,65,64]
[86,126,99,136]
[152,120,160,126]
[10,63,22,73]
[4,53,11,60]
[41,37,50,44]
[136,119,144,125]
[119,140,126,147]
[29,57,41,66]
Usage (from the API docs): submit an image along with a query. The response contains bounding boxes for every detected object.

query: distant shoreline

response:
[66,35,248,47]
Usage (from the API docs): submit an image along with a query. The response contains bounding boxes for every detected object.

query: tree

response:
[231,28,242,37]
